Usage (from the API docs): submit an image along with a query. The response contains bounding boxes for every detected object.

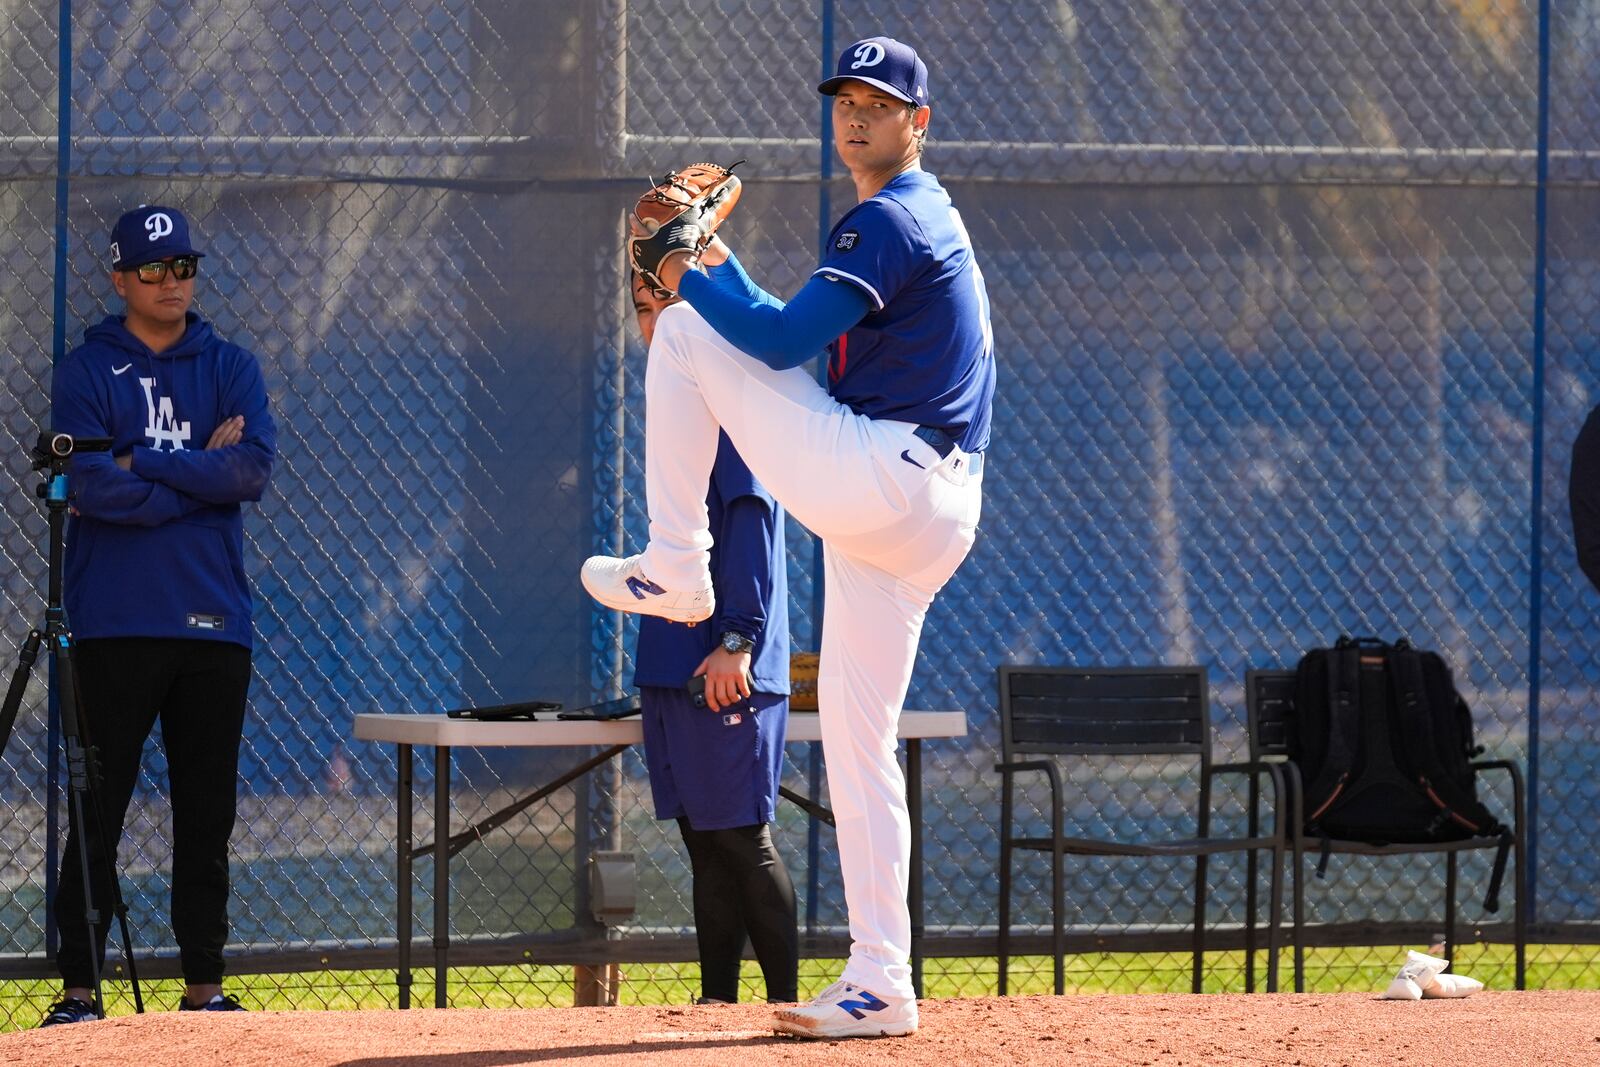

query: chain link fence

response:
[3,0,1599,1029]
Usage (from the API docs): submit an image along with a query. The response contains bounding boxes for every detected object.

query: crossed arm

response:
[53,352,276,526]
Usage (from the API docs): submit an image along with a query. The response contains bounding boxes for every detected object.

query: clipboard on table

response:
[445,699,563,722]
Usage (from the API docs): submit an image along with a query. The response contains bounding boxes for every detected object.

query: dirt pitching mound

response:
[2,990,1597,1066]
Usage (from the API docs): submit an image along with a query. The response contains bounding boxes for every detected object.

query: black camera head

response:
[31,431,114,470]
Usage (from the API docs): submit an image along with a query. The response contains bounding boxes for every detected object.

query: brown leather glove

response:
[627,162,743,295]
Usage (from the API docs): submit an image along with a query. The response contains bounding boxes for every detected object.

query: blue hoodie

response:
[51,313,276,649]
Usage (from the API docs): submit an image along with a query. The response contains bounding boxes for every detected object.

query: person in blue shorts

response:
[586,38,993,1038]
[629,273,799,1005]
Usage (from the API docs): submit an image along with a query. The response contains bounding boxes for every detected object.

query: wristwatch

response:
[720,630,755,655]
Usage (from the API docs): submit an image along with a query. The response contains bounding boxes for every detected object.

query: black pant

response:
[677,819,798,1003]
[53,638,251,988]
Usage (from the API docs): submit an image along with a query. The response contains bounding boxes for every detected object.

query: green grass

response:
[941,943,1600,996]
[5,944,1598,1032]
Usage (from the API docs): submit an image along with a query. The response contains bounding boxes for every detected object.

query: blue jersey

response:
[814,168,995,454]
[632,432,790,693]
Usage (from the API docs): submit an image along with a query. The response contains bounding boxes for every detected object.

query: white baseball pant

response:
[639,302,982,1001]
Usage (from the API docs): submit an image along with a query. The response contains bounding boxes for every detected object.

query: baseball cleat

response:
[179,993,247,1012]
[581,554,715,624]
[38,997,98,1026]
[772,981,917,1039]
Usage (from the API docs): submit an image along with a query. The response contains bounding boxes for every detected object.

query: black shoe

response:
[179,993,246,1012]
[39,997,99,1026]
[694,997,734,1005]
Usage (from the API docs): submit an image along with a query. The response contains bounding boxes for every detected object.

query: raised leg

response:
[637,304,977,590]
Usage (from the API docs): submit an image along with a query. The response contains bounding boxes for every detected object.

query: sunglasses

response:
[125,256,199,284]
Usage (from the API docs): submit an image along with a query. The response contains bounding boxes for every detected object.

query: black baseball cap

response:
[110,205,205,270]
[818,36,929,107]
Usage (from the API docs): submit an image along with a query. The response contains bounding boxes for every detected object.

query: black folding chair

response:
[996,665,1287,995]
[1245,668,1527,992]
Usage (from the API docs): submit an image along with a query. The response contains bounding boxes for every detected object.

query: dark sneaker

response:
[39,997,98,1026]
[179,993,246,1012]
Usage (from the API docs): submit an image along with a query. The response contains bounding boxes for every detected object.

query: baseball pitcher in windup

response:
[584,35,994,1039]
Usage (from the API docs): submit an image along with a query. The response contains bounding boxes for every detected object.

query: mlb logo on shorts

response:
[835,230,859,252]
[722,712,743,726]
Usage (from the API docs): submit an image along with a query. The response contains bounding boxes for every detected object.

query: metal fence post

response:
[42,0,75,965]
[1525,0,1553,928]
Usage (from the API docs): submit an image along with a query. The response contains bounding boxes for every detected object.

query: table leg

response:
[434,744,450,1009]
[397,743,413,1009]
[907,737,924,999]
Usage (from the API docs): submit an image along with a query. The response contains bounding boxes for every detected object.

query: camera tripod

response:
[0,431,143,1019]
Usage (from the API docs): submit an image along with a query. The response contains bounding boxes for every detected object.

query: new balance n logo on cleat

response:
[580,553,715,624]
[772,981,917,1039]
[836,989,889,1020]
[625,575,666,600]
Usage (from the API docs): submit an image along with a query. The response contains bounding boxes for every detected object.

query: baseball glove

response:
[628,162,743,295]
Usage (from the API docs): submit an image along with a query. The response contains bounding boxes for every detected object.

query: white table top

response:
[354,710,966,747]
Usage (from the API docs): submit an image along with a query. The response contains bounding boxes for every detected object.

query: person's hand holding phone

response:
[691,646,752,712]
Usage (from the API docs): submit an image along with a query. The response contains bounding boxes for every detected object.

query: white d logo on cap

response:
[145,212,173,241]
[850,42,885,69]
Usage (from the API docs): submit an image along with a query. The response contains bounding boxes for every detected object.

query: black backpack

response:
[1292,636,1510,910]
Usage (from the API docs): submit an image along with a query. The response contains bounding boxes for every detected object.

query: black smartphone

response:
[445,699,562,721]
[685,675,707,709]
[557,695,642,721]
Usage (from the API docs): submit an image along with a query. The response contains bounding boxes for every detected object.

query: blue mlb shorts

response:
[640,685,788,830]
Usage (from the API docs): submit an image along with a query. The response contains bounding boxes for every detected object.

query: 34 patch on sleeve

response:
[834,229,859,252]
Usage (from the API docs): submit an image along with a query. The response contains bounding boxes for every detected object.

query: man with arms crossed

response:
[41,205,275,1023]
[584,38,993,1038]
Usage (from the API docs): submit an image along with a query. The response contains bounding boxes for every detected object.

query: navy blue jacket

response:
[51,313,276,649]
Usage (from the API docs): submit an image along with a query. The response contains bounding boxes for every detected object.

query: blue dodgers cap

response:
[818,36,929,107]
[109,205,205,270]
